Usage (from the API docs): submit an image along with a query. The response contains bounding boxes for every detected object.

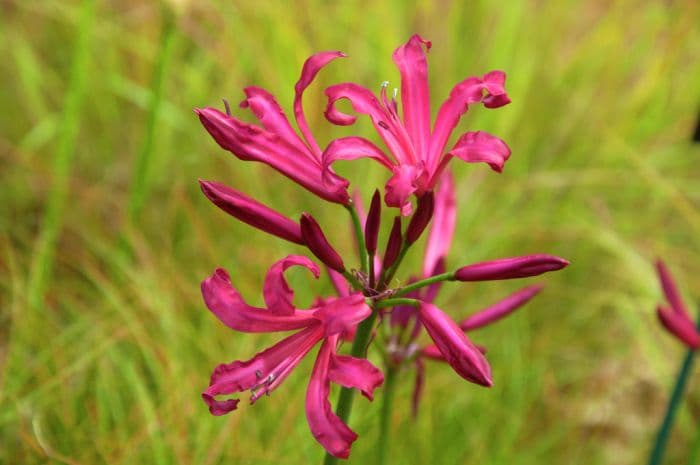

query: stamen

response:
[378,121,390,130]
[393,88,398,99]
[255,369,263,379]
[380,80,389,89]
[222,98,232,116]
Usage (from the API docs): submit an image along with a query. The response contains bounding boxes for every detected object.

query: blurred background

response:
[1,1,700,464]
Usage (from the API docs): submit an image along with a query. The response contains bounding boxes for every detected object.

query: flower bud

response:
[364,190,381,255]
[405,192,434,245]
[300,213,345,273]
[454,255,569,281]
[382,216,402,270]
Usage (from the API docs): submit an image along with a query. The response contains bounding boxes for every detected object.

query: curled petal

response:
[313,293,371,336]
[199,180,304,245]
[460,284,543,331]
[393,34,432,160]
[448,131,511,173]
[196,107,349,204]
[385,164,422,215]
[322,137,395,187]
[658,306,700,349]
[419,302,493,386]
[329,354,384,401]
[201,268,314,332]
[240,86,305,154]
[656,260,691,318]
[263,255,320,315]
[429,71,510,170]
[203,325,323,414]
[306,338,358,459]
[455,255,570,281]
[423,171,456,277]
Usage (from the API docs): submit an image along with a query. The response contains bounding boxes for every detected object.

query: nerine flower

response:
[201,255,383,458]
[196,51,351,204]
[322,34,511,214]
[655,260,700,348]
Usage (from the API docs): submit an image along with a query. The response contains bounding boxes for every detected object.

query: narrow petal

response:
[454,255,569,281]
[447,131,511,173]
[200,180,304,245]
[196,107,349,204]
[657,306,700,349]
[240,86,307,154]
[329,354,384,400]
[306,338,358,459]
[385,164,421,215]
[429,71,510,171]
[322,137,395,189]
[327,267,350,297]
[203,325,323,414]
[313,293,371,336]
[419,302,493,386]
[460,284,543,331]
[423,171,456,277]
[201,268,314,332]
[300,213,345,273]
[656,260,691,318]
[294,51,347,158]
[393,34,432,161]
[263,255,320,315]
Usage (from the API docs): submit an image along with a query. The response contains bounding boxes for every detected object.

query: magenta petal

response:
[327,267,350,297]
[656,260,691,318]
[455,254,570,281]
[460,284,543,331]
[199,180,304,245]
[313,293,371,336]
[329,354,384,401]
[385,164,421,215]
[201,268,314,332]
[481,71,511,108]
[419,302,493,386]
[263,255,320,315]
[448,131,511,173]
[203,325,323,414]
[657,306,700,349]
[393,34,432,160]
[423,171,456,277]
[323,136,395,174]
[306,338,358,459]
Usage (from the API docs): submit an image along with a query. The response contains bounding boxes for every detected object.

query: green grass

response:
[1,1,700,464]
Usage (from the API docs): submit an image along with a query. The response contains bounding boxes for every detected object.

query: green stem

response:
[377,365,397,465]
[345,203,369,274]
[379,243,410,290]
[341,270,364,293]
[392,271,455,298]
[323,309,378,465]
[648,346,696,465]
[686,419,700,465]
[374,298,420,310]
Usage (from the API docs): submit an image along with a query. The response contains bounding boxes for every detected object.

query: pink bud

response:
[364,190,381,255]
[382,217,403,270]
[455,255,569,281]
[300,213,345,273]
[405,192,435,245]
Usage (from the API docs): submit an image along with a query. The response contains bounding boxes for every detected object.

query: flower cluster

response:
[196,34,569,459]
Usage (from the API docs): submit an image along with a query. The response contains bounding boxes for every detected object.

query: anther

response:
[255,369,263,379]
[378,121,390,129]
[393,88,398,99]
[381,80,389,88]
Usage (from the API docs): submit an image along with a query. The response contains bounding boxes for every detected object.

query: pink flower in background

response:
[322,34,511,214]
[200,256,383,457]
[656,260,700,348]
[196,51,351,204]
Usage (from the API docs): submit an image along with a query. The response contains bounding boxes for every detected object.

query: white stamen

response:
[393,88,398,99]
[381,80,389,88]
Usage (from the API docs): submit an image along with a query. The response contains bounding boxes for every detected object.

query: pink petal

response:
[239,86,307,155]
[327,267,350,297]
[306,338,358,459]
[201,268,314,332]
[329,354,384,401]
[657,306,700,349]
[385,164,422,215]
[393,34,432,161]
[428,71,510,171]
[419,302,493,386]
[313,293,371,336]
[199,180,304,245]
[263,255,320,315]
[203,325,323,414]
[196,107,349,204]
[323,136,395,176]
[454,254,570,281]
[656,260,691,318]
[324,83,414,164]
[294,51,347,158]
[460,284,543,331]
[423,171,456,277]
[448,131,511,173]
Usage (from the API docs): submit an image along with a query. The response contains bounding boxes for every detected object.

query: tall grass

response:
[1,1,699,464]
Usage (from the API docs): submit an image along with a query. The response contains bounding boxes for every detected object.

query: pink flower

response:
[656,260,700,348]
[200,255,383,457]
[322,34,511,214]
[196,52,351,204]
